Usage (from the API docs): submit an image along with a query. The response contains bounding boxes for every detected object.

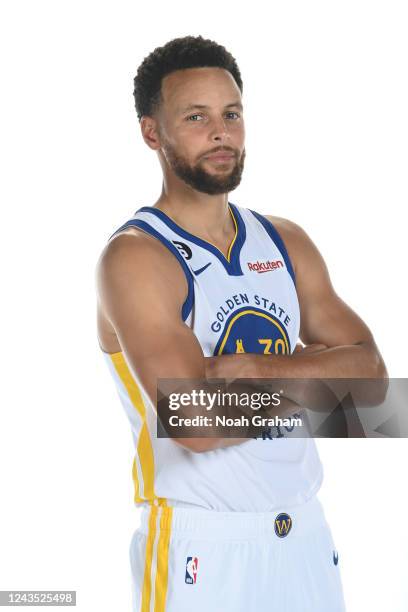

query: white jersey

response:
[102,202,323,511]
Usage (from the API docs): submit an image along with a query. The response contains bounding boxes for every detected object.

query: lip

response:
[205,153,235,161]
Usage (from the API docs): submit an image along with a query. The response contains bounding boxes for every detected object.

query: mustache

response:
[201,146,239,158]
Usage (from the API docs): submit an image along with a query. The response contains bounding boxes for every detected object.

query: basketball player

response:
[96,36,387,611]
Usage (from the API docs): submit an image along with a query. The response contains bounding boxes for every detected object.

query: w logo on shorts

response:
[274,513,292,537]
[185,557,199,584]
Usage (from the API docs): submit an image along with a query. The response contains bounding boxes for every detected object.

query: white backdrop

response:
[0,1,407,610]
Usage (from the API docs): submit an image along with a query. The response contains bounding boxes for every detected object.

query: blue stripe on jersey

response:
[135,203,246,276]
[109,219,195,322]
[249,210,296,286]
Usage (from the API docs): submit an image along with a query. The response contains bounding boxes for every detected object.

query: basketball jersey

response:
[102,202,323,511]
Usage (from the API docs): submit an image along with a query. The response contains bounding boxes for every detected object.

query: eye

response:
[186,114,204,121]
[225,111,241,119]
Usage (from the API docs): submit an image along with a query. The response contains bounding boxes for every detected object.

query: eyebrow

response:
[179,101,243,114]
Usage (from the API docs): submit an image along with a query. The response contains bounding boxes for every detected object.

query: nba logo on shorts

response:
[185,556,198,584]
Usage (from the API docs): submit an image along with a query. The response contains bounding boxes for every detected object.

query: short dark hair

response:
[133,35,243,120]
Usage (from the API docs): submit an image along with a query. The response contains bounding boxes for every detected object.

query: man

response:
[96,35,386,611]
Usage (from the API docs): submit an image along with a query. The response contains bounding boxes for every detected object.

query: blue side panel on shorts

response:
[109,219,195,321]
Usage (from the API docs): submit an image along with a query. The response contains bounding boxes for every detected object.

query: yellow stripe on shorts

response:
[140,506,173,612]
[154,507,173,611]
[141,505,159,612]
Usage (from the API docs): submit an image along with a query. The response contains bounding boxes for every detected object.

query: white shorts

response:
[129,496,346,611]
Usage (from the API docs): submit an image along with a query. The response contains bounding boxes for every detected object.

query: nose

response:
[210,115,230,143]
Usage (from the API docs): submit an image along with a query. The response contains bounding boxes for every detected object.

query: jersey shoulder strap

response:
[108,213,194,322]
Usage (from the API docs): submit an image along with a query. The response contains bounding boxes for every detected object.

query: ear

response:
[140,116,161,150]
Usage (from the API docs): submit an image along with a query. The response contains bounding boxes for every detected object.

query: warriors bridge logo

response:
[213,305,291,356]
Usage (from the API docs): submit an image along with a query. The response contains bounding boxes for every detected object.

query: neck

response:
[154,176,233,242]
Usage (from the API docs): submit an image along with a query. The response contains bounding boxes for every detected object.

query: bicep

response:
[299,289,374,347]
[289,225,374,347]
[97,234,205,405]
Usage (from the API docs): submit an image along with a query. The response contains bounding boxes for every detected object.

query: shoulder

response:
[247,208,310,248]
[98,226,186,277]
[259,214,317,271]
[253,213,330,285]
[96,226,189,306]
[263,214,309,246]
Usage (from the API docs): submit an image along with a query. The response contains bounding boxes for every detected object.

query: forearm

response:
[241,342,386,380]
[206,342,388,408]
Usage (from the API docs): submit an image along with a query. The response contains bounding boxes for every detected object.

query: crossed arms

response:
[96,216,387,452]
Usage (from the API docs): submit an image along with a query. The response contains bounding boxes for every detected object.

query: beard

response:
[163,143,246,195]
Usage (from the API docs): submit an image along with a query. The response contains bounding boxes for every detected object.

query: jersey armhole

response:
[109,219,194,321]
[249,209,297,287]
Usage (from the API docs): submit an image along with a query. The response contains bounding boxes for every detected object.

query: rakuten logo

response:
[247,260,284,273]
